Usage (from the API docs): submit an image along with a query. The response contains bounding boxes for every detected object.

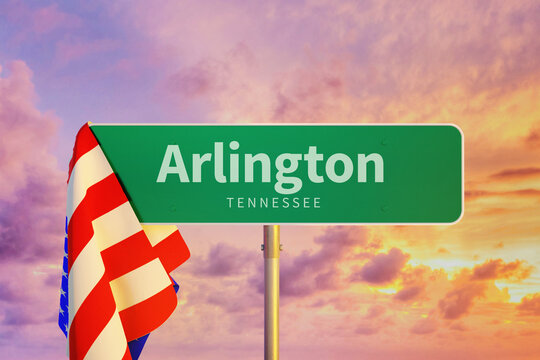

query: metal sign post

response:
[263,225,280,360]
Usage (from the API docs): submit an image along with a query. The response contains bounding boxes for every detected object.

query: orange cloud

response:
[526,126,540,148]
[364,305,386,319]
[438,258,532,319]
[471,259,533,281]
[490,167,540,180]
[438,281,487,320]
[410,317,438,335]
[355,325,380,336]
[465,189,540,200]
[517,294,540,316]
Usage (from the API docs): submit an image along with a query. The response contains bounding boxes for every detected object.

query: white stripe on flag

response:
[84,311,127,360]
[68,201,143,324]
[109,259,172,311]
[142,225,178,246]
[67,147,113,220]
[93,202,143,251]
[68,239,105,326]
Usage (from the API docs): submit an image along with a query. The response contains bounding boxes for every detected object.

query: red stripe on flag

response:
[154,231,191,273]
[68,174,128,271]
[123,346,133,360]
[101,231,155,280]
[68,123,99,182]
[119,285,178,342]
[101,229,190,280]
[69,276,117,360]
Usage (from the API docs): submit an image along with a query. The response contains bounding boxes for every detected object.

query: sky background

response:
[0,0,539,359]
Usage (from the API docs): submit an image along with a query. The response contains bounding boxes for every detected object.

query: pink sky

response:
[0,1,539,359]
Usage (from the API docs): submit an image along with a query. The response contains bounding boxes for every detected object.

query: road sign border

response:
[90,123,465,226]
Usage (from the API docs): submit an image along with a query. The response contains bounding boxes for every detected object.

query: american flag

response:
[59,123,190,359]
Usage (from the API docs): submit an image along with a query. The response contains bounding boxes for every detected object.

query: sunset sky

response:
[1,0,539,359]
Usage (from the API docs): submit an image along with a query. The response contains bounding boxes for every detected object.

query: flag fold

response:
[59,123,190,360]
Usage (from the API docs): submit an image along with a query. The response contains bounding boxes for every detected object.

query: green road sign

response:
[91,124,463,224]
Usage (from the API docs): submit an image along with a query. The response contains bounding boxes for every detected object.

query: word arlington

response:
[157,141,384,195]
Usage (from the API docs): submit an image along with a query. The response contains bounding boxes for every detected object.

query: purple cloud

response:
[0,61,65,262]
[255,226,378,298]
[166,60,221,99]
[394,285,425,302]
[0,281,23,303]
[2,305,42,326]
[0,1,82,37]
[352,248,410,284]
[438,282,487,320]
[193,243,258,277]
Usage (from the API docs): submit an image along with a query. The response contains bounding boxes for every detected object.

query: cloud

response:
[517,294,540,316]
[351,248,410,284]
[175,238,263,318]
[166,61,218,99]
[55,38,117,66]
[161,42,257,111]
[120,0,540,133]
[449,322,469,332]
[438,279,487,320]
[204,286,260,314]
[192,243,258,277]
[393,265,442,304]
[0,60,64,262]
[394,285,425,302]
[494,242,504,249]
[490,167,540,180]
[364,305,386,319]
[0,262,64,333]
[0,1,82,36]
[1,0,539,357]
[465,189,540,201]
[519,329,539,337]
[309,293,364,312]
[164,44,255,100]
[438,258,530,320]
[28,4,82,34]
[355,325,379,336]
[270,63,348,123]
[0,61,60,198]
[471,259,533,281]
[526,126,540,148]
[410,318,438,335]
[253,226,379,298]
[0,281,22,303]
[494,329,515,339]
[1,305,42,326]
